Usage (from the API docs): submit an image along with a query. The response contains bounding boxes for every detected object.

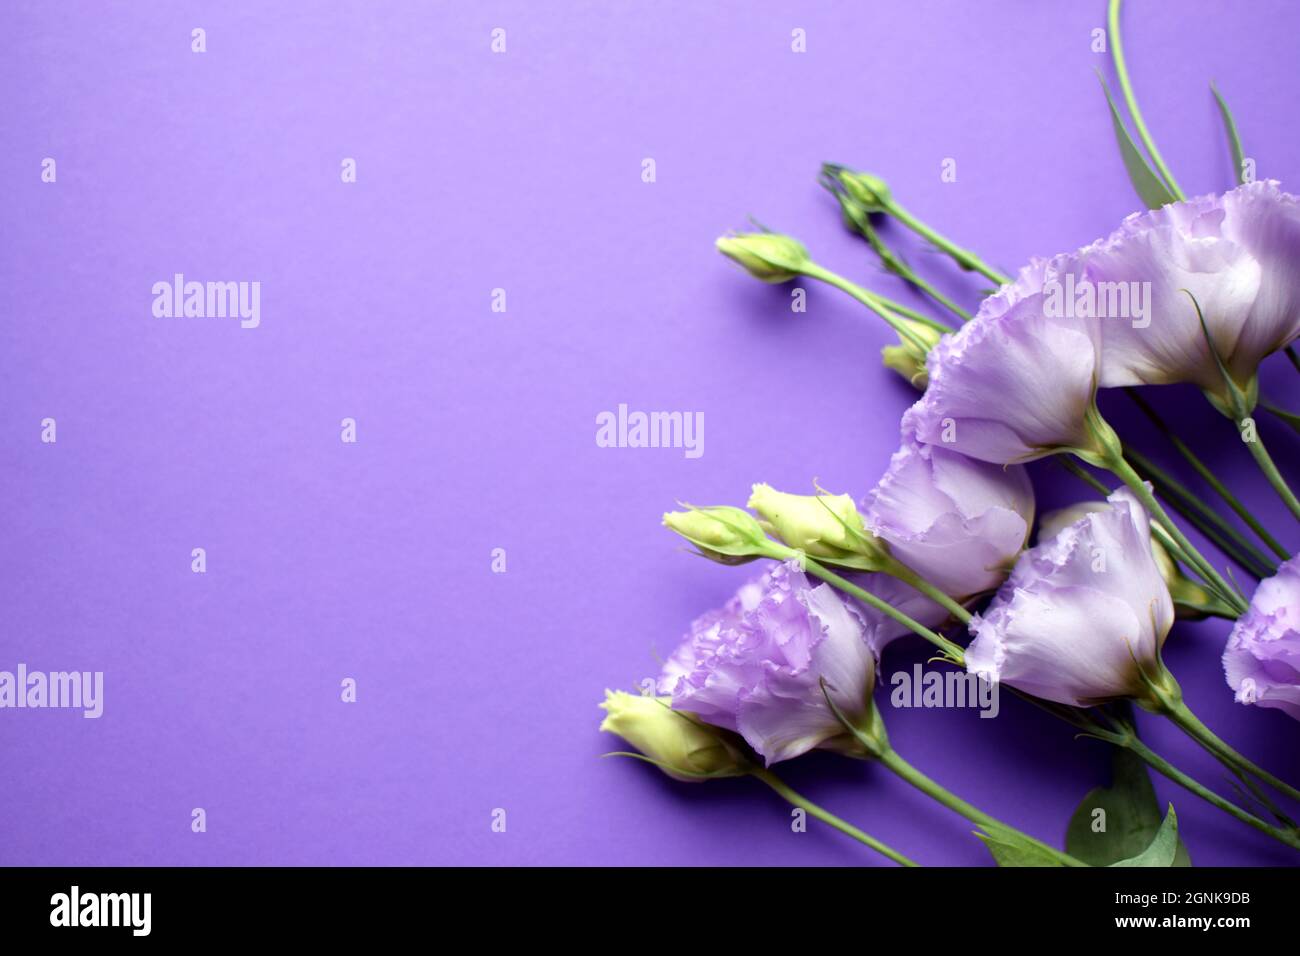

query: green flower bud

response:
[715,231,810,283]
[830,166,892,213]
[881,320,943,390]
[599,691,747,782]
[663,505,767,563]
[746,483,882,564]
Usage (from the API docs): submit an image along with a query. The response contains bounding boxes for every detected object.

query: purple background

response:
[2,0,1298,866]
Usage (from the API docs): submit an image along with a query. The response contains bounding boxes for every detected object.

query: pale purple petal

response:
[964,487,1174,706]
[659,561,875,764]
[1223,555,1300,721]
[909,288,1100,464]
[864,430,1034,598]
[1069,181,1299,393]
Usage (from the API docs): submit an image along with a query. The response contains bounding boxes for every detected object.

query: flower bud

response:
[747,483,882,564]
[882,320,943,389]
[599,690,747,782]
[716,231,810,283]
[663,505,767,563]
[827,165,892,213]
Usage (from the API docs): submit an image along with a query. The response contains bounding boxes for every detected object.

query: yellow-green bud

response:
[881,320,943,390]
[715,231,810,283]
[663,505,767,563]
[835,168,892,213]
[599,691,746,782]
[746,483,880,563]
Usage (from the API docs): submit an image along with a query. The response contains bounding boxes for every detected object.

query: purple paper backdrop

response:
[2,0,1298,866]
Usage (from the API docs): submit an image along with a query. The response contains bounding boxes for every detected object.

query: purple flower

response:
[964,488,1174,707]
[907,256,1103,464]
[1223,556,1300,721]
[863,429,1035,599]
[658,561,875,764]
[1082,181,1300,398]
[910,183,1300,464]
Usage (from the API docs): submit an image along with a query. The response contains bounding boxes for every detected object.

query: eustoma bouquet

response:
[600,0,1300,866]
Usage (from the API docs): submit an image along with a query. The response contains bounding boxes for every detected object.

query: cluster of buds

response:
[662,488,888,572]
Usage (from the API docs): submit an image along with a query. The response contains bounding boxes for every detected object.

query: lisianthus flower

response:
[1038,500,1216,617]
[906,256,1106,464]
[1082,181,1300,404]
[964,487,1175,707]
[658,560,875,764]
[863,427,1035,599]
[1223,556,1300,721]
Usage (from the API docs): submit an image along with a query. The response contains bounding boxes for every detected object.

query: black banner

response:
[0,866,1283,941]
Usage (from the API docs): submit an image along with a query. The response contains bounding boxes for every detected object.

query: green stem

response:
[1107,0,1185,200]
[1115,732,1300,852]
[1127,389,1290,561]
[1142,672,1300,806]
[1124,445,1279,576]
[1261,398,1300,437]
[867,292,950,332]
[779,548,966,664]
[1286,345,1300,375]
[1102,451,1247,615]
[801,263,954,345]
[751,769,919,866]
[782,544,1300,849]
[878,748,1087,866]
[1061,450,1269,597]
[852,219,973,322]
[882,555,973,624]
[881,201,1010,286]
[1239,421,1300,522]
[1163,700,1300,806]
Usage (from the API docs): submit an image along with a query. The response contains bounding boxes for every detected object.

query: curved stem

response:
[1117,733,1300,851]
[1126,389,1289,561]
[1239,422,1300,522]
[802,263,954,341]
[1124,445,1279,575]
[1107,0,1185,200]
[783,549,966,664]
[840,210,974,323]
[1160,697,1300,806]
[882,555,973,624]
[878,748,1087,866]
[751,769,918,866]
[1261,398,1300,437]
[880,201,1011,286]
[789,545,1300,849]
[867,292,951,332]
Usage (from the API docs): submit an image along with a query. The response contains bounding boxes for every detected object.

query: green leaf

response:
[976,826,1068,867]
[1110,805,1180,867]
[1098,74,1176,210]
[1067,746,1192,866]
[1211,84,1247,186]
